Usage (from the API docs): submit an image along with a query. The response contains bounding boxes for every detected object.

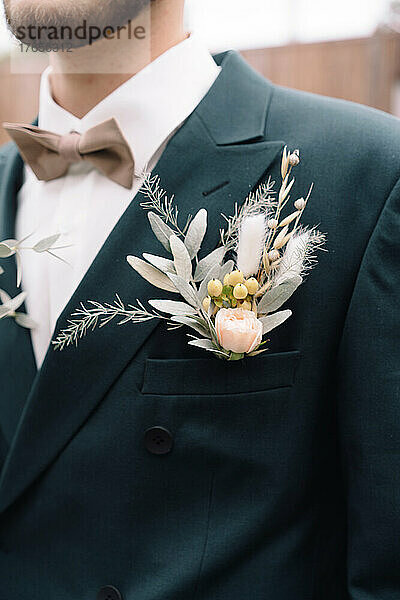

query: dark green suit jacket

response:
[0,51,399,600]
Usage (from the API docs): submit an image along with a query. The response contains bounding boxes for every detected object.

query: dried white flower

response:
[236,214,267,277]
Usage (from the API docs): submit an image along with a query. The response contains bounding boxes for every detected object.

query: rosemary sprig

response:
[52,295,166,350]
[139,172,192,237]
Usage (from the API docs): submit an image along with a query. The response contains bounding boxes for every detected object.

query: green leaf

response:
[219,260,234,281]
[148,299,196,315]
[194,246,226,282]
[167,273,199,307]
[0,289,11,304]
[0,242,15,258]
[170,315,211,338]
[259,309,292,334]
[14,312,37,329]
[257,275,302,314]
[0,306,11,319]
[184,208,207,259]
[126,256,178,293]
[147,212,175,252]
[33,234,61,253]
[170,235,192,282]
[142,253,175,274]
[188,338,215,350]
[5,290,27,313]
[229,352,244,361]
[198,264,221,302]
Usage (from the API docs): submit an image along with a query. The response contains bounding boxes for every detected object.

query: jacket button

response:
[97,585,122,600]
[145,426,174,455]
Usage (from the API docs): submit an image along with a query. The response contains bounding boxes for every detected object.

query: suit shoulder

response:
[268,82,400,155]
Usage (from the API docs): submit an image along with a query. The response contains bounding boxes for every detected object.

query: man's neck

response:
[48,1,186,118]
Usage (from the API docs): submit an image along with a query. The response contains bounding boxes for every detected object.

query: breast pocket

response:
[139,350,302,485]
[141,350,300,397]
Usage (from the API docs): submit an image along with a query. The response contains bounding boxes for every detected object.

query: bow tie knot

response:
[2,117,135,189]
[58,131,83,164]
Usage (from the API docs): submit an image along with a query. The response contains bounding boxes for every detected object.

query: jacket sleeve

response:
[337,175,400,598]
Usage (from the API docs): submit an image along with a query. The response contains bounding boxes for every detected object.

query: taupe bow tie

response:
[3,117,135,189]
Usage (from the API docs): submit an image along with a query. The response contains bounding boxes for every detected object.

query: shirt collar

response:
[38,35,221,174]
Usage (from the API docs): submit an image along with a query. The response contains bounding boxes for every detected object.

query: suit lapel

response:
[0,146,37,446]
[0,51,285,514]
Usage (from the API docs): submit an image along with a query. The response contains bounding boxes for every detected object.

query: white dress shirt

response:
[15,36,220,368]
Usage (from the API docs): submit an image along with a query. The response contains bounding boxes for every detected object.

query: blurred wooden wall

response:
[0,30,399,145]
[242,30,400,115]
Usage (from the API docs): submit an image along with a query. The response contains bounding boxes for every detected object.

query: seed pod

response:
[294,197,306,211]
[273,226,289,249]
[281,146,289,180]
[270,258,282,269]
[279,211,300,227]
[268,249,280,262]
[228,270,244,286]
[233,283,248,300]
[244,277,259,295]
[202,296,211,311]
[267,218,278,229]
[289,149,300,166]
[280,231,294,247]
[279,177,295,203]
[240,300,252,311]
[208,279,223,297]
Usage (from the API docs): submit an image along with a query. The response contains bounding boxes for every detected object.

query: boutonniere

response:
[53,148,326,360]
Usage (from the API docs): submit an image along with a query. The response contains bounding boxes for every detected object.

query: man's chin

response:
[3,0,150,50]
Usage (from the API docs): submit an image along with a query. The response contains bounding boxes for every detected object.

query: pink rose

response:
[215,308,263,354]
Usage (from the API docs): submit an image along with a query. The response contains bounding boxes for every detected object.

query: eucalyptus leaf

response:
[33,233,61,253]
[229,352,244,361]
[198,264,222,302]
[167,273,199,307]
[257,275,302,314]
[247,348,269,357]
[0,306,11,319]
[16,252,22,287]
[5,290,27,313]
[194,246,226,282]
[142,253,175,274]
[127,256,178,293]
[148,299,196,315]
[188,338,215,350]
[148,212,175,252]
[170,315,211,338]
[0,289,11,304]
[259,309,292,334]
[14,312,37,329]
[188,337,229,357]
[184,208,207,259]
[0,243,15,258]
[219,260,234,281]
[170,235,192,282]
